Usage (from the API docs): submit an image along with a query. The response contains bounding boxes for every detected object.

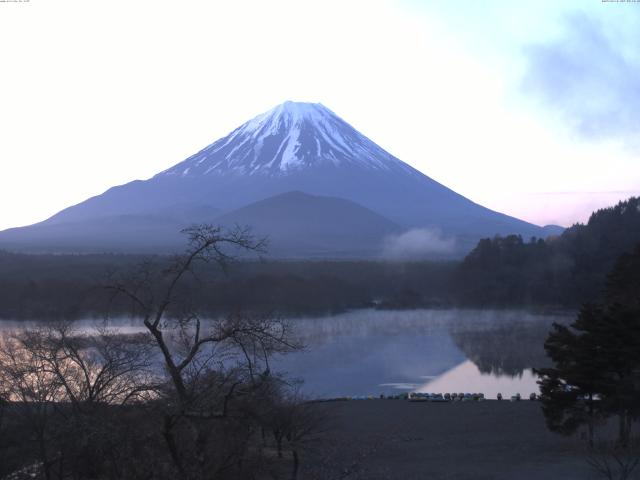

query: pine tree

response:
[536,304,609,445]
[536,244,640,446]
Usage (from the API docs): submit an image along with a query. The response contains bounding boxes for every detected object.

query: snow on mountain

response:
[159,101,420,178]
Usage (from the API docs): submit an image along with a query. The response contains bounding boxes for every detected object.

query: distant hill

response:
[215,191,400,258]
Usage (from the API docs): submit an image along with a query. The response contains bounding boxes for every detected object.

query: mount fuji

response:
[0,101,561,257]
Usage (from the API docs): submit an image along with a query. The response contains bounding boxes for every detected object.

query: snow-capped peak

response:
[159,101,417,177]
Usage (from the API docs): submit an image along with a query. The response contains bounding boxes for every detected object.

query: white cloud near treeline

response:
[382,228,455,260]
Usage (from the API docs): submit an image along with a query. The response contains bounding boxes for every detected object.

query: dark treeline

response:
[453,197,640,308]
[1,196,639,320]
[0,252,456,320]
[0,252,145,320]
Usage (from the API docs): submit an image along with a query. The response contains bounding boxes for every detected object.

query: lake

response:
[271,309,571,399]
[0,309,572,400]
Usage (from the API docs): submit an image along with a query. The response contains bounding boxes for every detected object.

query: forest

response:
[0,197,638,321]
[453,196,640,307]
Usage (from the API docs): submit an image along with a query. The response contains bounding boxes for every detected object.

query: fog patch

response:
[382,228,455,260]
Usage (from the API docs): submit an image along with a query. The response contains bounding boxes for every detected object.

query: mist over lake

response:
[0,309,569,400]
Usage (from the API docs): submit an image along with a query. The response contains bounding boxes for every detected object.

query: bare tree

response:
[0,329,67,479]
[0,324,158,479]
[0,348,16,479]
[106,225,311,479]
[263,387,327,480]
[16,324,156,406]
[586,439,640,480]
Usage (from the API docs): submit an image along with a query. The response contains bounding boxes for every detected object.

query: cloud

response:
[522,12,640,144]
[382,228,455,260]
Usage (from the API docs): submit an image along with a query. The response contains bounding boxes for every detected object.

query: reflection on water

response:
[0,309,572,400]
[417,360,539,399]
[0,318,148,335]
[272,309,571,399]
[451,322,553,377]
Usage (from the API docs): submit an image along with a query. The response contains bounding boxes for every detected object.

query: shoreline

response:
[0,305,578,324]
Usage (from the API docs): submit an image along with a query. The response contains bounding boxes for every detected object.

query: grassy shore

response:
[303,399,593,480]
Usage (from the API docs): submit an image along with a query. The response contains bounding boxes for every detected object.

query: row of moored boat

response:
[320,392,539,402]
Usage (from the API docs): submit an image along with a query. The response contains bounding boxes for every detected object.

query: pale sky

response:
[1,0,639,231]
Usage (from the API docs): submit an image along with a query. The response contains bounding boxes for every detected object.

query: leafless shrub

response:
[586,439,640,480]
[0,324,158,479]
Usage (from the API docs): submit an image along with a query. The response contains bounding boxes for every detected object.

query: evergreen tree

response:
[536,244,640,446]
[536,304,609,445]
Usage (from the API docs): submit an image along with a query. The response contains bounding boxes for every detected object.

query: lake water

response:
[0,309,572,400]
[271,309,571,399]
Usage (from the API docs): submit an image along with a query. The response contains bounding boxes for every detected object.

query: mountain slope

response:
[0,101,559,256]
[214,191,400,258]
[0,203,220,253]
